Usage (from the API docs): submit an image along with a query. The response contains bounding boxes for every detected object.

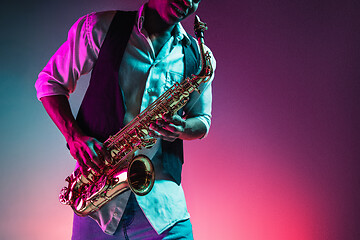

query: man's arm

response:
[149,114,207,142]
[41,95,107,175]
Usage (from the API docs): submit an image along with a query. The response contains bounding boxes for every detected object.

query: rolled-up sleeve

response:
[35,13,103,100]
[183,46,216,138]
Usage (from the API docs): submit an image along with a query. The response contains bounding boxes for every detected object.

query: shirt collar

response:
[137,3,191,46]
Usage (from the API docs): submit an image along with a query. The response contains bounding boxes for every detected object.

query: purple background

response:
[0,0,359,239]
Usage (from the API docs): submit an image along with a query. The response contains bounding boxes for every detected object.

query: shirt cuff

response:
[193,115,211,139]
[35,78,70,101]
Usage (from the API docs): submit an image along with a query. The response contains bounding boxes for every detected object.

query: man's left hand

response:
[149,114,186,142]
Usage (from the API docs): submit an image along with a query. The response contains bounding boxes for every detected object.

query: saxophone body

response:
[59,15,213,216]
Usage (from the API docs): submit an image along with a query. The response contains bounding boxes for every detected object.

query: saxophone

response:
[59,15,213,216]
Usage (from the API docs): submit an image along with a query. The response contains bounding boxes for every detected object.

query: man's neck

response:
[143,5,178,56]
[143,6,176,39]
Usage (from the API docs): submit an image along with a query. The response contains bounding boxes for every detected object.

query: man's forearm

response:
[180,117,207,140]
[41,95,107,174]
[40,95,84,142]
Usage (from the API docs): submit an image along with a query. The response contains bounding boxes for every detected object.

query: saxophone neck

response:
[194,15,213,81]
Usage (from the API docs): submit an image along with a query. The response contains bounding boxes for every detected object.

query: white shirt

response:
[35,4,215,235]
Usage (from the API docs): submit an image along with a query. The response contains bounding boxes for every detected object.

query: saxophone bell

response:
[60,154,155,216]
[127,155,155,196]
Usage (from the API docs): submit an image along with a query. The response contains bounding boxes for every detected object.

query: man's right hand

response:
[67,134,108,176]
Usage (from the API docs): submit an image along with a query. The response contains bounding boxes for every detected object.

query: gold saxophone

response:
[59,15,213,216]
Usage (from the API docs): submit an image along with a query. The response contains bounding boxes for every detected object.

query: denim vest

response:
[75,11,200,185]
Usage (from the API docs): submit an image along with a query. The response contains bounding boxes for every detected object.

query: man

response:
[35,0,215,239]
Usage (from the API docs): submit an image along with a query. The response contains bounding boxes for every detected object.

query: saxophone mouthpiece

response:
[194,15,208,39]
[195,15,200,25]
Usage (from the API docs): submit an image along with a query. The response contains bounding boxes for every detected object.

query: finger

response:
[155,118,183,134]
[92,141,106,168]
[74,152,90,177]
[101,147,112,165]
[91,138,112,165]
[148,127,158,138]
[79,149,101,174]
[85,151,102,173]
[149,123,162,137]
[164,123,184,134]
[155,119,183,133]
[162,113,172,122]
[155,119,163,126]
[170,115,186,127]
[162,114,186,128]
[151,123,180,139]
[150,126,176,142]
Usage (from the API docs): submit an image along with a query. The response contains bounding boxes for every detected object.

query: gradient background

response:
[0,0,359,239]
